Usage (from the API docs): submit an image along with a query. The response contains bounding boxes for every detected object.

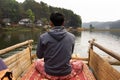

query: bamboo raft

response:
[0,39,120,80]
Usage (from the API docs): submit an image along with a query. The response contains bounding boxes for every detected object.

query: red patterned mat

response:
[21,61,96,80]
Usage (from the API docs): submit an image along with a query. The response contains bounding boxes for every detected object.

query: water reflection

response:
[75,31,120,57]
[70,31,81,37]
[0,30,120,57]
[0,31,41,49]
[110,31,120,37]
[0,30,120,71]
[0,30,82,58]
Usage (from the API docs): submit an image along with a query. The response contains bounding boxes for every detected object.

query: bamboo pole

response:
[72,57,88,61]
[89,40,120,61]
[88,39,95,67]
[28,40,33,64]
[31,54,37,60]
[108,60,120,65]
[0,40,33,55]
[103,57,120,65]
[71,56,120,65]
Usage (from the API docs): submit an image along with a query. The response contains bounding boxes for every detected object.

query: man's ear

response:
[62,22,64,26]
[50,21,54,27]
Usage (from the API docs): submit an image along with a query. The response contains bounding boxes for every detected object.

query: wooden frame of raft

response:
[0,39,120,80]
[88,39,120,80]
[0,40,33,79]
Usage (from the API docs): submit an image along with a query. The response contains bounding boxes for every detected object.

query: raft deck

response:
[0,39,120,80]
[21,60,95,80]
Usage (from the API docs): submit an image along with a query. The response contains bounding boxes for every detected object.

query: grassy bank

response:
[1,26,43,32]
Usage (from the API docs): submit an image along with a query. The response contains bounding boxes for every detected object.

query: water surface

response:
[74,31,120,57]
[0,30,120,71]
[0,30,120,57]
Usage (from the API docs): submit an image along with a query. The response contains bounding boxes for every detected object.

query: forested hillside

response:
[0,0,82,28]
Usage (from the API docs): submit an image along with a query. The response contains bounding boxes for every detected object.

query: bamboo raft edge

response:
[0,39,120,80]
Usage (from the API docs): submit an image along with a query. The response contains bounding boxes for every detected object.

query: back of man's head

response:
[50,12,64,26]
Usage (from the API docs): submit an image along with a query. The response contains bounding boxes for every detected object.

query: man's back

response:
[36,12,75,77]
[37,26,75,76]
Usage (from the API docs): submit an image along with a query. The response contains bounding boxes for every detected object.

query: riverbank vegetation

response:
[0,0,82,28]
[0,26,44,32]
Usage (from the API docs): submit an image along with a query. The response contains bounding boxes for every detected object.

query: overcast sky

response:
[16,0,120,22]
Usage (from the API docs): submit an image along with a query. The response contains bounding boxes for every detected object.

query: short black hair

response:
[50,12,64,26]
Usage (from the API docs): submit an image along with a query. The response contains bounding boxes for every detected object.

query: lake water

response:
[74,31,120,57]
[0,30,120,71]
[74,31,120,72]
[0,30,120,57]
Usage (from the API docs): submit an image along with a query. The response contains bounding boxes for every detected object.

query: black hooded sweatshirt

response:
[36,26,75,76]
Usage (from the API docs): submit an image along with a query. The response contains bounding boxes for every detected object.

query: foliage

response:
[26,9,35,22]
[0,0,21,23]
[89,24,94,29]
[0,0,82,28]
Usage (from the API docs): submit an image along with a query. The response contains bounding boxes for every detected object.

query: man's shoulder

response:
[40,32,49,38]
[66,32,75,38]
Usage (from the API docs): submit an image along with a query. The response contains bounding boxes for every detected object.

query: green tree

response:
[0,0,82,27]
[89,24,94,31]
[26,9,35,22]
[0,0,21,23]
[39,1,50,19]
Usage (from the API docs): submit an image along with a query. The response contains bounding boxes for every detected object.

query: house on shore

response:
[18,18,32,27]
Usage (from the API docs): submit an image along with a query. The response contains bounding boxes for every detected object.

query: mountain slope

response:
[82,20,120,29]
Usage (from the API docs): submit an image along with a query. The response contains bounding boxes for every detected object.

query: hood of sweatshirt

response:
[48,26,67,41]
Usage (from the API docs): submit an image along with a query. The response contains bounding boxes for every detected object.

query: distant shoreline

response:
[84,28,120,32]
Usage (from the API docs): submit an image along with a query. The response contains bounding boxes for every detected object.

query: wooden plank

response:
[89,48,120,80]
[4,48,31,65]
[89,40,120,61]
[10,62,22,79]
[72,54,88,61]
[3,47,32,79]
[72,57,88,61]
[8,54,31,70]
[0,40,33,55]
[11,60,31,79]
[8,54,30,71]
[4,53,18,65]
[8,48,31,67]
[103,57,120,65]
